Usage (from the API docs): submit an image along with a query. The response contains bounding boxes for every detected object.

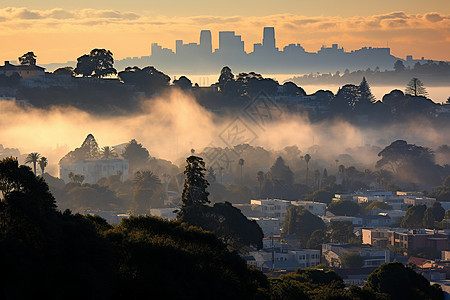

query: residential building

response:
[250,217,281,236]
[59,134,129,183]
[374,210,406,225]
[60,158,129,184]
[322,243,391,268]
[0,61,45,79]
[362,228,389,247]
[291,200,326,216]
[321,215,363,226]
[247,239,321,271]
[362,215,391,227]
[333,267,378,286]
[404,197,436,207]
[250,199,291,225]
[388,229,449,253]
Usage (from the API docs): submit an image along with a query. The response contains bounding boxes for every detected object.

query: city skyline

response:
[0,4,449,63]
[147,27,401,74]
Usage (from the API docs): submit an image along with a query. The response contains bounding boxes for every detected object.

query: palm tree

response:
[238,158,245,184]
[374,169,394,190]
[304,154,311,186]
[256,171,264,198]
[73,174,85,184]
[25,152,41,175]
[39,157,48,175]
[101,146,117,159]
[133,171,162,213]
[134,171,161,191]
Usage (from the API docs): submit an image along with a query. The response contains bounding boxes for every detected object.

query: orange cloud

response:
[0,8,448,63]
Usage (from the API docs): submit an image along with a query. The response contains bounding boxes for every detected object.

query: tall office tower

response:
[218,31,244,55]
[200,30,212,54]
[176,40,183,54]
[263,27,276,50]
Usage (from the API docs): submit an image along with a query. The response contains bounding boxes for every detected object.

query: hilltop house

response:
[59,134,129,183]
[0,61,45,79]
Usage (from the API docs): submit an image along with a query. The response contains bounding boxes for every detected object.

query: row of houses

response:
[362,228,450,252]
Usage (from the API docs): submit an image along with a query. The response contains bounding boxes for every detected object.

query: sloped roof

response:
[0,63,45,71]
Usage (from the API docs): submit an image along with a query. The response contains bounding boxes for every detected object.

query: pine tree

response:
[179,155,210,215]
[405,78,428,97]
[358,77,376,104]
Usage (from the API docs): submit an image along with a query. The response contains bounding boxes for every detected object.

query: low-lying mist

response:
[1,89,449,176]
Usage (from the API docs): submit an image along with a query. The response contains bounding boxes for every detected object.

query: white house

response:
[322,243,390,268]
[60,158,129,183]
[250,217,281,236]
[250,199,291,226]
[291,200,327,216]
[247,248,321,271]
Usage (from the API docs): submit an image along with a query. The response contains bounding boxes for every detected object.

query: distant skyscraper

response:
[218,31,244,55]
[263,27,276,50]
[200,30,212,54]
[175,40,183,54]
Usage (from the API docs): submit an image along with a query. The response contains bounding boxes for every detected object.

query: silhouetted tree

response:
[173,76,192,90]
[179,155,210,216]
[53,67,74,76]
[122,139,150,171]
[283,81,306,96]
[304,154,311,186]
[283,206,325,246]
[376,140,440,185]
[132,170,163,213]
[18,52,37,65]
[179,202,263,250]
[393,60,405,72]
[358,77,376,104]
[364,262,443,299]
[238,158,245,184]
[218,66,234,92]
[256,171,264,198]
[25,152,41,175]
[405,78,428,97]
[118,66,170,95]
[401,205,427,229]
[72,174,85,184]
[38,157,48,175]
[74,49,117,78]
[328,200,360,216]
[101,146,117,159]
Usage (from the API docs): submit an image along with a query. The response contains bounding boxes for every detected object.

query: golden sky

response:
[0,1,449,64]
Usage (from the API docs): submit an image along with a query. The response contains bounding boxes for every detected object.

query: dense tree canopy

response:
[74,49,117,78]
[401,205,427,229]
[376,140,442,185]
[283,206,326,246]
[179,202,263,250]
[18,51,37,65]
[122,139,150,172]
[364,262,443,300]
[327,200,361,216]
[118,66,170,95]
